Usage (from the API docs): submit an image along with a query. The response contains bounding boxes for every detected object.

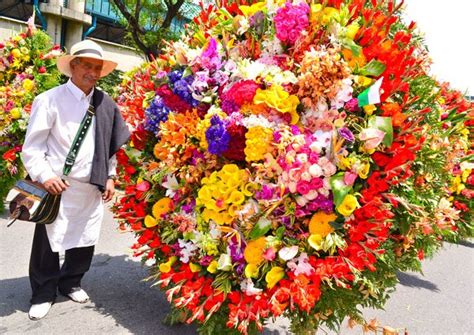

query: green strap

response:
[63,104,95,176]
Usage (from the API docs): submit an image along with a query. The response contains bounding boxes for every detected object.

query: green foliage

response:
[97,69,124,98]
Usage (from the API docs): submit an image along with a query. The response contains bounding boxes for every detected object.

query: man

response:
[21,39,130,320]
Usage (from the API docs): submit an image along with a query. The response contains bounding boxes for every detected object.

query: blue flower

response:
[173,76,199,107]
[168,69,183,84]
[205,115,230,155]
[144,95,170,135]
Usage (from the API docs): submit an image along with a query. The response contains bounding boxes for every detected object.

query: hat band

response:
[73,48,102,57]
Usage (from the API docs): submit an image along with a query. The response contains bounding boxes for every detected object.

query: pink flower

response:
[344,172,357,186]
[274,2,310,45]
[296,181,311,195]
[310,178,323,189]
[359,128,386,150]
[263,247,276,261]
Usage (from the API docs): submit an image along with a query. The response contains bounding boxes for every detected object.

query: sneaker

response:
[67,288,89,303]
[28,302,52,320]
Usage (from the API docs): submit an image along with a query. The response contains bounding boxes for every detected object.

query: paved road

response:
[1,206,473,335]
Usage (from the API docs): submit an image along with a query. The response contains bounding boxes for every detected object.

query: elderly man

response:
[22,39,130,320]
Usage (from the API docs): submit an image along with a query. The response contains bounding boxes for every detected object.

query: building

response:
[0,0,200,72]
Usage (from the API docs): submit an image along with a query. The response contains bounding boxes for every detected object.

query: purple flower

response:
[199,38,222,71]
[144,95,170,135]
[338,127,355,142]
[256,185,274,200]
[206,115,230,155]
[221,99,239,114]
[181,199,196,214]
[168,69,183,83]
[173,76,199,107]
[345,98,360,112]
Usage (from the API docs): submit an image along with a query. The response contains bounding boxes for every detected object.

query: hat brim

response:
[56,53,118,78]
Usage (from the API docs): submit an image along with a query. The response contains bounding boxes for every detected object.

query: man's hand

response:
[102,178,115,202]
[43,177,69,195]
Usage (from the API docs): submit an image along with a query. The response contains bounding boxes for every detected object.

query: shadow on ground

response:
[0,253,197,334]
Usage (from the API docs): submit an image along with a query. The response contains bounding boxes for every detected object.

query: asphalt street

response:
[1,205,473,335]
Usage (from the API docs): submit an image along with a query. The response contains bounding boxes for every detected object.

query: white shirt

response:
[21,80,115,252]
[22,79,116,183]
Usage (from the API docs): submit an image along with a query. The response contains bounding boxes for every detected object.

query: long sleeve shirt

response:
[22,79,116,184]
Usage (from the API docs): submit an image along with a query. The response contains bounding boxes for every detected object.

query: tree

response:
[111,0,188,61]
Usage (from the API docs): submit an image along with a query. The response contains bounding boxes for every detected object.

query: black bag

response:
[6,102,96,227]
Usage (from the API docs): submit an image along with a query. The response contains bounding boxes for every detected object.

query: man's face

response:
[70,57,103,91]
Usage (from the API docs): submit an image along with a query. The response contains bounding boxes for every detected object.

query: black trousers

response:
[29,224,94,304]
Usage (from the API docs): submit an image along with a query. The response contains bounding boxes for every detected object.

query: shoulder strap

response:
[62,102,96,176]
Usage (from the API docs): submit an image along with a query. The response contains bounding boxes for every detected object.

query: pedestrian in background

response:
[21,39,130,320]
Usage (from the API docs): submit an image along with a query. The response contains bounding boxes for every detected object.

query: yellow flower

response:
[10,108,21,119]
[244,263,259,279]
[451,176,465,194]
[265,266,285,289]
[152,197,173,218]
[253,85,300,124]
[239,2,266,17]
[308,234,323,250]
[11,48,21,58]
[338,156,355,170]
[357,162,370,179]
[336,194,359,216]
[189,263,202,273]
[363,104,377,116]
[346,23,360,40]
[144,215,158,228]
[244,126,274,162]
[244,237,267,265]
[207,260,218,273]
[22,79,35,92]
[462,169,472,183]
[309,212,337,237]
[159,256,177,273]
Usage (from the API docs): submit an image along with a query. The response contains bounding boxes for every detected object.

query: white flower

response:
[240,278,263,295]
[217,253,232,271]
[178,239,198,263]
[162,174,179,197]
[241,114,277,129]
[278,246,299,261]
[287,253,314,276]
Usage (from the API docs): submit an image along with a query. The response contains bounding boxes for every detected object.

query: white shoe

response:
[67,288,89,303]
[28,302,52,320]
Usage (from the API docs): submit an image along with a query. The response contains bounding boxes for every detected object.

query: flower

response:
[152,197,173,218]
[265,266,285,289]
[336,194,359,216]
[244,237,267,265]
[309,211,337,237]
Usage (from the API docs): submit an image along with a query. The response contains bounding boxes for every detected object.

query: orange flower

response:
[244,237,267,265]
[308,211,337,237]
[152,197,173,218]
[381,102,407,128]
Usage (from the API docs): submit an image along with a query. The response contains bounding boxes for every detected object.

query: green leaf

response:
[249,217,272,239]
[330,173,352,207]
[369,116,393,146]
[342,38,362,57]
[358,59,386,77]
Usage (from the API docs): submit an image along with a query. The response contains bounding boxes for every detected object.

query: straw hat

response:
[56,40,118,77]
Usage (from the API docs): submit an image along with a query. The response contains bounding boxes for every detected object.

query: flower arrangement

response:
[0,20,63,209]
[113,1,473,334]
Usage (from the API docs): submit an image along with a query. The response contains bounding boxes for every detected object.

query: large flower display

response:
[0,21,63,208]
[113,0,473,333]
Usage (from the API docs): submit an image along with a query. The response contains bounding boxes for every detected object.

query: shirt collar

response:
[66,79,94,102]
